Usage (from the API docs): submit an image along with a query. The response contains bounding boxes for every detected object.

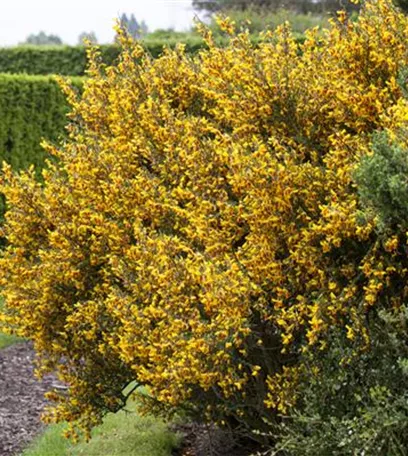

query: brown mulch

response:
[0,341,59,456]
[172,423,266,456]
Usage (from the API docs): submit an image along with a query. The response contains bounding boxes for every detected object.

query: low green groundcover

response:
[22,400,180,456]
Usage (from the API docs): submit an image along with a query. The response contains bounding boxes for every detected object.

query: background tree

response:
[77,31,98,45]
[192,0,358,14]
[118,13,148,40]
[139,19,148,36]
[23,31,63,46]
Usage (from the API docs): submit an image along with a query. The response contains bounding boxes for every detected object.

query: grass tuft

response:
[22,400,181,456]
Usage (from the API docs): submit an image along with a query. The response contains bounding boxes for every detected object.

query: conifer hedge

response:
[0,40,205,76]
[0,74,82,216]
[0,36,305,76]
[0,45,120,76]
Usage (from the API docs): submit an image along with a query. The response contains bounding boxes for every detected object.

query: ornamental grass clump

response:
[2,0,408,443]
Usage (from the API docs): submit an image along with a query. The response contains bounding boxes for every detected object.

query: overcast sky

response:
[0,0,202,46]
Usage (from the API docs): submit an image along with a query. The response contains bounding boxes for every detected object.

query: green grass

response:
[22,400,181,456]
[0,296,22,349]
[0,331,21,349]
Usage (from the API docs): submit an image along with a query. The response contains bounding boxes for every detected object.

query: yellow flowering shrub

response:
[1,0,408,440]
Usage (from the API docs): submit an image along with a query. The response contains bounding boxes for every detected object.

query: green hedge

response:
[0,36,306,76]
[0,39,205,76]
[0,73,81,170]
[0,45,120,76]
[0,74,82,216]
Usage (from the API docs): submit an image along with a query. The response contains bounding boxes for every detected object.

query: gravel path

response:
[0,341,57,456]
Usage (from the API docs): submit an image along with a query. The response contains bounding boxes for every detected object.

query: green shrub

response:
[144,29,201,40]
[209,7,330,35]
[143,37,207,57]
[272,306,408,456]
[355,131,408,231]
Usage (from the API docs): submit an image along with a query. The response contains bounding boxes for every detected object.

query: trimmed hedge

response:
[0,74,82,216]
[0,45,120,76]
[0,36,306,76]
[0,39,205,76]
